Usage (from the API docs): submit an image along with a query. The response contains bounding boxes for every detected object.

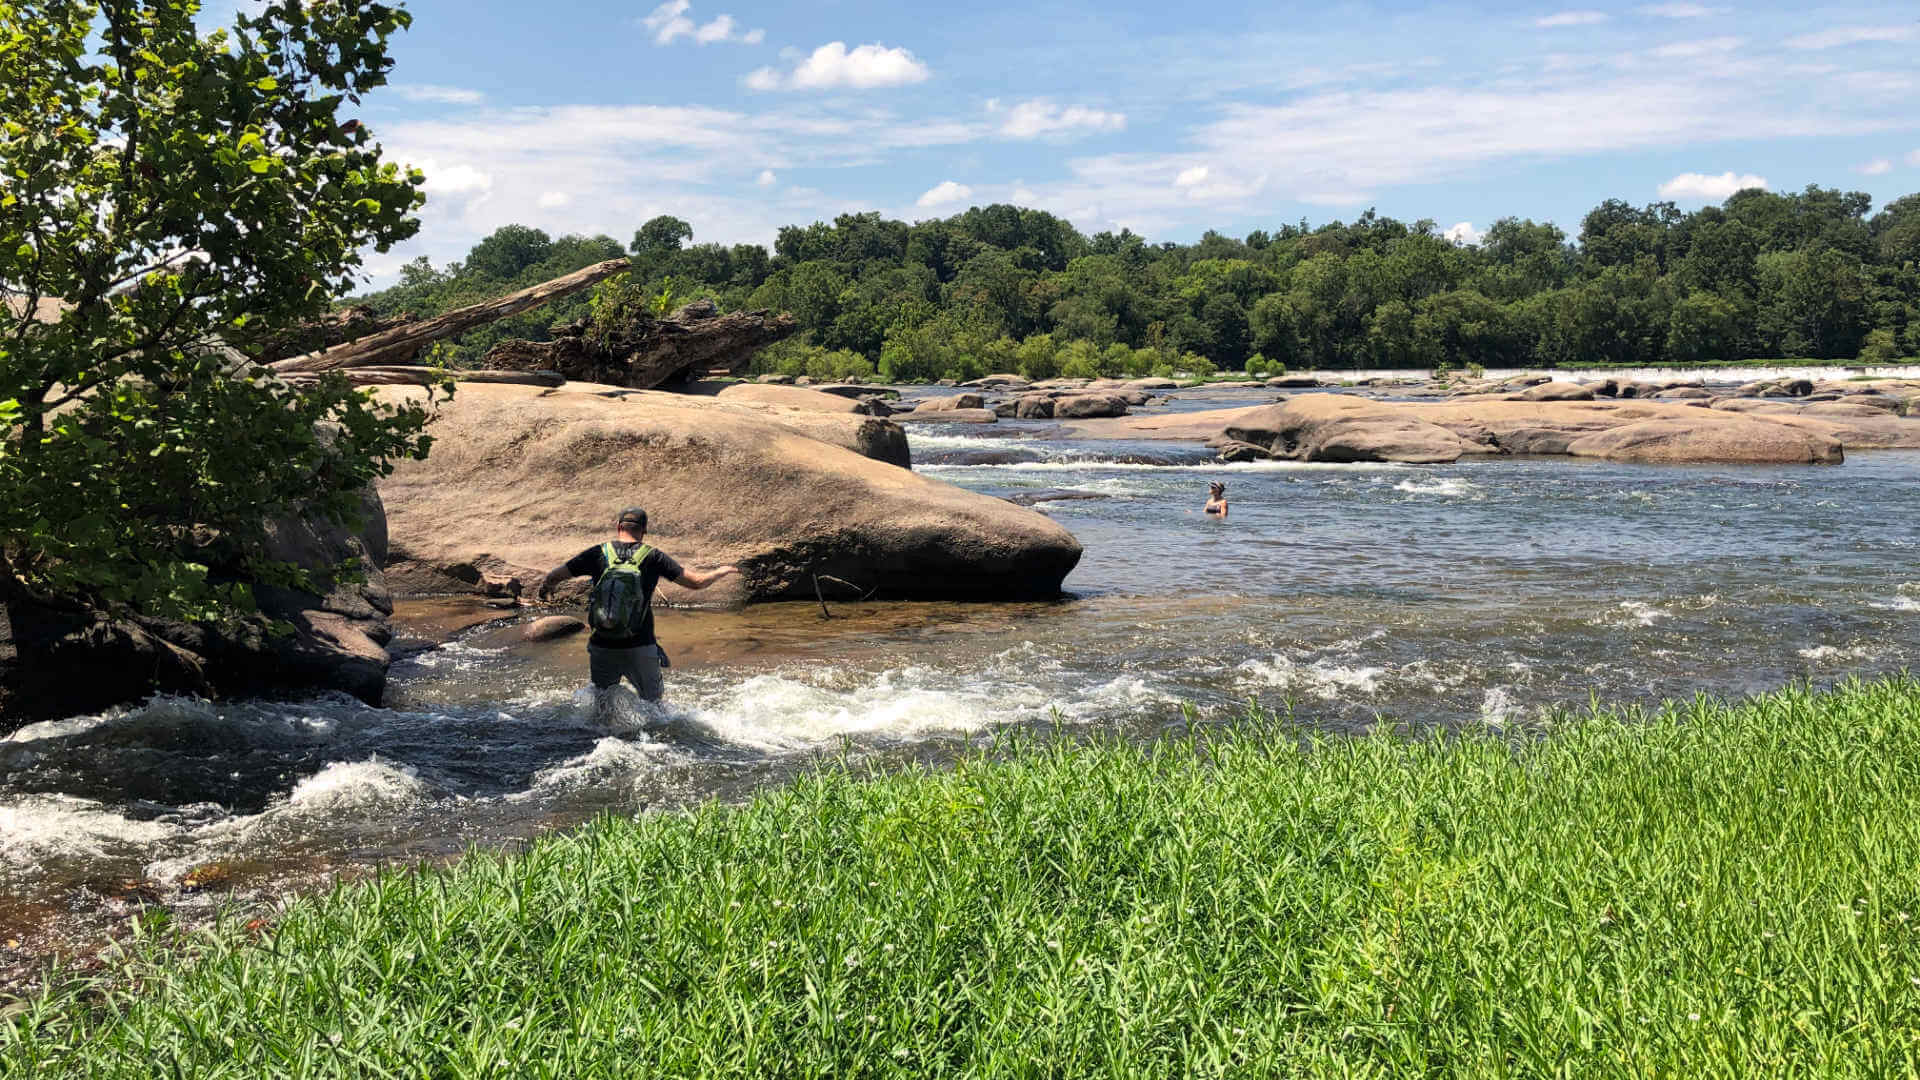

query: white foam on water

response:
[398,640,510,672]
[1873,597,1920,614]
[527,736,677,796]
[676,667,1043,752]
[0,794,183,874]
[1478,687,1527,727]
[4,695,344,748]
[1393,477,1479,498]
[1599,601,1671,628]
[1236,656,1387,699]
[280,757,433,815]
[1797,644,1879,663]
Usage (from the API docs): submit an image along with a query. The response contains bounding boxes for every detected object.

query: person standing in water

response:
[1204,481,1229,518]
[536,507,739,711]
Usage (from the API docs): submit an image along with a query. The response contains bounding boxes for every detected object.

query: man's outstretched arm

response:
[536,563,576,601]
[674,565,741,591]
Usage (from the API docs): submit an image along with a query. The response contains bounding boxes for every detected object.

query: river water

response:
[3,388,1917,963]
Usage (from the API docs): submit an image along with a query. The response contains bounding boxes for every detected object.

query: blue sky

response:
[209,1,1920,282]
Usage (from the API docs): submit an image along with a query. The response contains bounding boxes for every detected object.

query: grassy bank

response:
[8,678,1920,1077]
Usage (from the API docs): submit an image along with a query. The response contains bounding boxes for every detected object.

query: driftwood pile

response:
[267,260,797,391]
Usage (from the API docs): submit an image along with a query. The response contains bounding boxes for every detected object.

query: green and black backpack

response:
[588,541,654,636]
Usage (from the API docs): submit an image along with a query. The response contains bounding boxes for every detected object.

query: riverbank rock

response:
[374,384,1079,603]
[0,491,394,730]
[914,393,986,413]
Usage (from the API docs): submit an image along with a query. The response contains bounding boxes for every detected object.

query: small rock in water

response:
[524,615,586,642]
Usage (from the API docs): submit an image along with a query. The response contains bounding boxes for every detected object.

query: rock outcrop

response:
[0,492,394,729]
[374,384,1080,603]
[1197,394,1919,464]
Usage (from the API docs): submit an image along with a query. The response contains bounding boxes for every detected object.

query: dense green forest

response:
[356,185,1920,383]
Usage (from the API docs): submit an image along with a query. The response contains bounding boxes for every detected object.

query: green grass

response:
[8,677,1920,1077]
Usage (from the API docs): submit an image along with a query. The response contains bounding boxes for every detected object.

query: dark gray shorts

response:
[587,643,664,701]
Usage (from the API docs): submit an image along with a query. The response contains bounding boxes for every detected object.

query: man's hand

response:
[537,565,571,602]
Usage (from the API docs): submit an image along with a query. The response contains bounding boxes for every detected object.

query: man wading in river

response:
[537,508,739,714]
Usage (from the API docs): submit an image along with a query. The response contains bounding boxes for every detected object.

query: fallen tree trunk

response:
[281,367,566,388]
[484,299,799,389]
[270,259,631,375]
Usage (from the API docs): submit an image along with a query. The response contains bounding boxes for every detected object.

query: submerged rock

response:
[523,615,586,642]
[375,383,1079,603]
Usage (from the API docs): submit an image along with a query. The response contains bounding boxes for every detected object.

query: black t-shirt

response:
[565,541,684,648]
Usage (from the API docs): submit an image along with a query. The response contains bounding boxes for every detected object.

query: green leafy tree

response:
[0,0,433,621]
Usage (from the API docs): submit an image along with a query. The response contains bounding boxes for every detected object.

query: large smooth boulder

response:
[717,383,866,414]
[1513,381,1595,402]
[1566,420,1842,464]
[1053,393,1131,419]
[914,393,987,412]
[1223,398,1478,464]
[894,407,999,424]
[375,384,1078,602]
[1013,395,1056,419]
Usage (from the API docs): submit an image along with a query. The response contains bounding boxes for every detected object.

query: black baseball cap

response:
[616,506,647,529]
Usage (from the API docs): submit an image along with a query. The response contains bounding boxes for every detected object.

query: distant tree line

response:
[355,185,1920,381]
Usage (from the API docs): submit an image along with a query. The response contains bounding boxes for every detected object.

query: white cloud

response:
[756,169,777,187]
[1445,221,1484,246]
[1173,165,1210,188]
[1535,11,1610,27]
[996,100,1126,138]
[536,191,570,208]
[643,1,761,46]
[1638,3,1728,16]
[1856,159,1893,176]
[915,180,972,208]
[1785,25,1915,50]
[1657,171,1768,199]
[389,84,486,106]
[1298,191,1374,206]
[748,42,930,91]
[420,162,492,196]
[642,0,693,44]
[1907,149,1920,167]
[1648,36,1743,58]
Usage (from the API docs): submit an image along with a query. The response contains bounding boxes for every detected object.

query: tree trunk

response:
[484,299,799,389]
[269,259,632,375]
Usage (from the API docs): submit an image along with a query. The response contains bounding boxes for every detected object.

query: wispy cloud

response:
[1638,3,1730,16]
[746,42,931,91]
[1648,36,1743,58]
[641,1,763,46]
[916,180,973,208]
[992,99,1126,138]
[1535,11,1611,28]
[1657,171,1768,199]
[1855,158,1892,176]
[1784,25,1915,50]
[389,84,486,105]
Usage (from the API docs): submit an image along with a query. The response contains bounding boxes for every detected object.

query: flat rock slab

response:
[375,384,1078,603]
